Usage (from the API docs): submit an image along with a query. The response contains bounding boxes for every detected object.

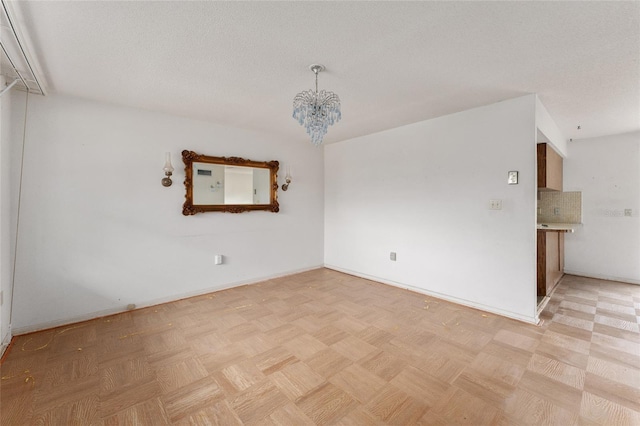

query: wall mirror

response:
[182,150,279,215]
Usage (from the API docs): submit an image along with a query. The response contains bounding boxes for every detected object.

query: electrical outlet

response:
[554,207,560,215]
[489,199,502,210]
[390,252,397,261]
[625,209,632,217]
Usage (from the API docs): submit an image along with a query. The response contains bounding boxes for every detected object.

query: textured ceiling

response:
[10,1,640,143]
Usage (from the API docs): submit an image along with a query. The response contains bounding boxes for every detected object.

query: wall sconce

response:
[161,152,174,187]
[281,167,292,191]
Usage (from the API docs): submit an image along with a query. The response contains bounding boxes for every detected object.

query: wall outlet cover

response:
[390,252,397,261]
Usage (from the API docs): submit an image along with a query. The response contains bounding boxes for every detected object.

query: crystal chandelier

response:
[292,64,341,146]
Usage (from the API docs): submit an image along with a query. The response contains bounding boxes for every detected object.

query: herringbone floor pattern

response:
[1,269,639,425]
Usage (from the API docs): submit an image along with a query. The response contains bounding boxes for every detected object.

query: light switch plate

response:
[508,171,518,184]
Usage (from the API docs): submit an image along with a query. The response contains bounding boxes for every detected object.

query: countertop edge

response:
[536,223,581,232]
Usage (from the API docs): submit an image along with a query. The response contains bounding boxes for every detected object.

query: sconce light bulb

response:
[163,152,174,173]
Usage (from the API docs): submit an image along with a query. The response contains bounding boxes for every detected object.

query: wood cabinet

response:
[537,143,563,191]
[537,230,565,297]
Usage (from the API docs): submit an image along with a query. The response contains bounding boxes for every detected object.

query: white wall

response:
[11,94,324,333]
[0,75,7,352]
[536,97,567,157]
[564,131,640,284]
[0,74,5,353]
[0,84,28,352]
[325,95,539,323]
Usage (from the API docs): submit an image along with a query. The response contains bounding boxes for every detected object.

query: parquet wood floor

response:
[1,269,639,425]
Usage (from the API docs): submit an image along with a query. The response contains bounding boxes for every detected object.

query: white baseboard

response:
[564,270,640,286]
[1,328,12,359]
[324,264,539,325]
[12,265,323,335]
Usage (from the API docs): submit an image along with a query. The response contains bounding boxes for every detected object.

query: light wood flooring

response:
[1,269,639,425]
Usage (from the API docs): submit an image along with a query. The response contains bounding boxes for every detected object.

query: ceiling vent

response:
[1,0,45,95]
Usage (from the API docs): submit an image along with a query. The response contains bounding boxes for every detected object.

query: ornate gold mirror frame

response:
[182,150,279,215]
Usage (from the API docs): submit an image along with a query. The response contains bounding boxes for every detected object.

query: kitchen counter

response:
[536,223,580,233]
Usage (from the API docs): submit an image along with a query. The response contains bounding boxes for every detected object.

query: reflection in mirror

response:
[182,151,279,215]
[192,163,271,205]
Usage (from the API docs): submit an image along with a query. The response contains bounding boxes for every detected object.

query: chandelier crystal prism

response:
[292,64,341,146]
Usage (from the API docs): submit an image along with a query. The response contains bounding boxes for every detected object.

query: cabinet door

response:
[537,230,566,297]
[537,230,546,297]
[545,231,565,294]
[537,143,563,191]
[558,232,564,274]
[546,231,558,294]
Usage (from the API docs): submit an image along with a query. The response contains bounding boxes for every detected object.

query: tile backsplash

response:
[538,191,582,224]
